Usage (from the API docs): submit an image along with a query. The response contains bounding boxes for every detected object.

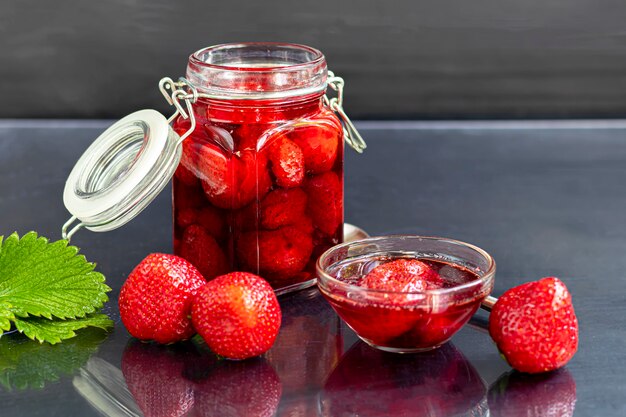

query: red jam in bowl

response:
[318,254,492,353]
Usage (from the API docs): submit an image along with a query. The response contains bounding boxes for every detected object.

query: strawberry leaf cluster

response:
[0,232,113,344]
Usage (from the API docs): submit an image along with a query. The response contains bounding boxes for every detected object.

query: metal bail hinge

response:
[159,77,199,145]
[325,71,367,154]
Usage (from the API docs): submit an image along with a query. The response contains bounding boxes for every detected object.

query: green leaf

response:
[0,327,107,391]
[0,232,111,320]
[0,301,14,331]
[12,314,114,345]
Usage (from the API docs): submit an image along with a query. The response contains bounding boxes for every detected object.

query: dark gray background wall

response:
[3,0,626,119]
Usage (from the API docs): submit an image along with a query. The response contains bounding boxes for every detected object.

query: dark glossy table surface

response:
[1,119,624,416]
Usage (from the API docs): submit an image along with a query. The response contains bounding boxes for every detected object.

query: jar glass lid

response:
[63,109,181,237]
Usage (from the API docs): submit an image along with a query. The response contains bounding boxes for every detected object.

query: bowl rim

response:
[316,235,496,297]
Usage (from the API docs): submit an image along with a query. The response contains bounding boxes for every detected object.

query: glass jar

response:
[171,43,345,294]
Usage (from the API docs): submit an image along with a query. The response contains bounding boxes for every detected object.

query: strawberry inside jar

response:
[172,43,346,293]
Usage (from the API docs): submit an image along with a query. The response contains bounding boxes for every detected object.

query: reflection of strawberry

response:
[265,292,342,414]
[260,188,308,230]
[119,253,206,344]
[304,171,343,236]
[179,224,229,280]
[236,226,313,280]
[289,121,340,174]
[320,342,486,416]
[359,259,443,292]
[488,369,577,417]
[122,341,195,417]
[268,135,305,188]
[489,277,579,374]
[191,358,282,417]
[192,272,281,360]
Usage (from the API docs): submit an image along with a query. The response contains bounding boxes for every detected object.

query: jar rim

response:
[189,42,325,72]
[186,42,328,100]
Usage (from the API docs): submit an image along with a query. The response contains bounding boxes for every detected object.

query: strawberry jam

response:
[319,256,484,352]
[172,44,344,293]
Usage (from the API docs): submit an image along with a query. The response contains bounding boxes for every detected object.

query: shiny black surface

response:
[1,120,623,416]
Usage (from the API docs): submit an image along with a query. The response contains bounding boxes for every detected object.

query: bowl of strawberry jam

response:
[317,236,495,353]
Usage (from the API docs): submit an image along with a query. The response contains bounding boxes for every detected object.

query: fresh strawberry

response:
[179,224,229,281]
[359,259,443,292]
[304,171,343,236]
[268,135,305,188]
[289,121,340,174]
[489,277,579,374]
[488,369,577,417]
[122,341,195,417]
[176,206,226,241]
[119,253,206,344]
[191,272,282,360]
[260,188,308,230]
[236,226,313,281]
[191,359,282,417]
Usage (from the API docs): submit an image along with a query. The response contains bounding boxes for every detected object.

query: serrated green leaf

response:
[12,314,114,345]
[0,327,107,391]
[0,301,14,331]
[0,231,111,321]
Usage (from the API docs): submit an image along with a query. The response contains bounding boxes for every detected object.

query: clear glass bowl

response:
[316,236,496,353]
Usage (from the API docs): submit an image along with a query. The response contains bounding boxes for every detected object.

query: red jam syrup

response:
[172,97,343,291]
[320,257,483,351]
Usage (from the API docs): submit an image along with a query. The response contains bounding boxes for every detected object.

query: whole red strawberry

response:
[359,259,443,292]
[122,341,195,417]
[192,272,282,360]
[488,369,577,417]
[489,277,578,374]
[119,253,206,344]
